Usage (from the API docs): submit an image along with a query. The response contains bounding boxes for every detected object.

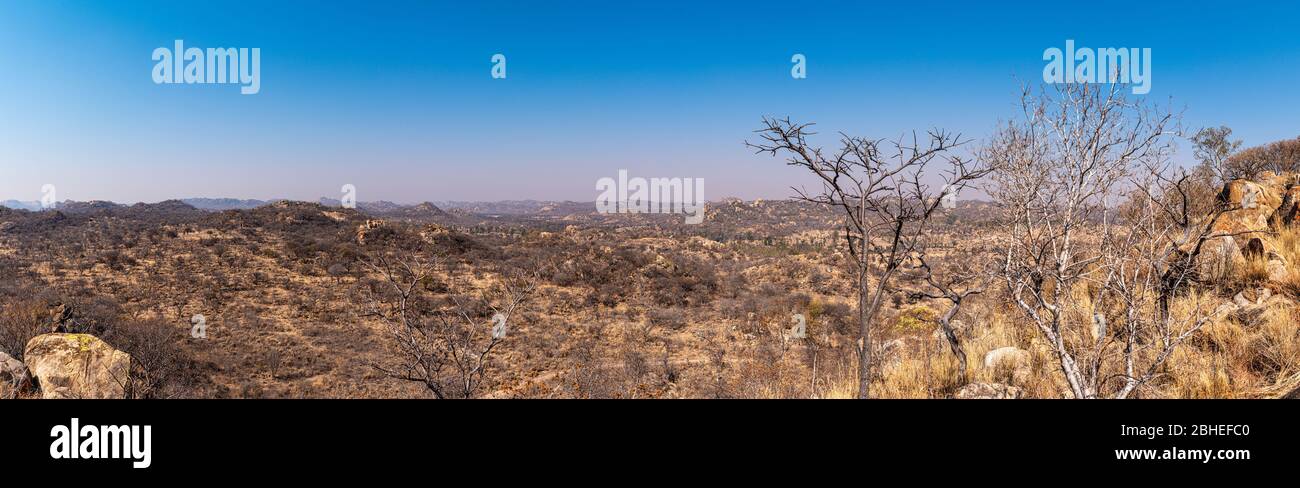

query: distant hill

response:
[358,200,405,213]
[122,200,205,220]
[317,198,406,214]
[2,199,205,224]
[56,200,124,215]
[378,202,452,221]
[1,200,43,211]
[4,196,1001,229]
[182,198,274,211]
[437,200,592,216]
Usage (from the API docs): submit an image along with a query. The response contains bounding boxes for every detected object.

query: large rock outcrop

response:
[23,334,131,399]
[1211,179,1277,248]
[1195,172,1300,284]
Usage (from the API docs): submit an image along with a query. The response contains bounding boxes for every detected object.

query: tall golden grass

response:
[807,229,1300,398]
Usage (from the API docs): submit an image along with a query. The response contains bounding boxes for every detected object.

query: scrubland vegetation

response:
[2,83,1298,399]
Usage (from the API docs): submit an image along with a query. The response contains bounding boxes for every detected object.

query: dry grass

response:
[867,251,1300,398]
[1236,253,1271,285]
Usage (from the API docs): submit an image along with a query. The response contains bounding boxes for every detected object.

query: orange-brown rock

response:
[1209,173,1300,250]
[1217,178,1280,212]
[1193,173,1300,284]
[1195,235,1245,283]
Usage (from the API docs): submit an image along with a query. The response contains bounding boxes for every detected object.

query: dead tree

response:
[910,255,985,383]
[749,118,989,398]
[1134,164,1246,322]
[1113,156,1253,398]
[989,82,1234,399]
[359,252,536,399]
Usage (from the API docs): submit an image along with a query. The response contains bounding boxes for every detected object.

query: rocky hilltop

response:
[1201,172,1300,285]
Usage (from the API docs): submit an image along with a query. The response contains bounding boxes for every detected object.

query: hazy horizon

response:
[6,194,1007,207]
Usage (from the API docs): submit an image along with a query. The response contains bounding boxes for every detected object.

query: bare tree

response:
[359,252,537,399]
[910,255,985,383]
[988,82,1236,398]
[748,118,990,398]
[1113,162,1241,399]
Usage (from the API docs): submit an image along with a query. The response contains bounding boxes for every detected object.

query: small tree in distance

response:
[1190,126,1242,184]
[359,251,537,399]
[748,118,990,398]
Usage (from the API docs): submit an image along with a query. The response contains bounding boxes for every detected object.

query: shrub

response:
[895,306,937,332]
[648,308,688,330]
[104,319,198,399]
[0,296,49,359]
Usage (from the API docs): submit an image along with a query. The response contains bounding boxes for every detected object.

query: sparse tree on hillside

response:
[1191,126,1242,184]
[1227,136,1300,179]
[327,263,349,284]
[748,118,990,398]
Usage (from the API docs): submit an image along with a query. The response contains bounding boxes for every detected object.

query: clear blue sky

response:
[1,0,1297,203]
